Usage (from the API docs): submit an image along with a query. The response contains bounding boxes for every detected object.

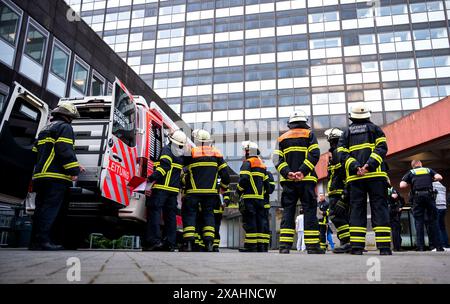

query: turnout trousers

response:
[145,189,178,248]
[260,202,271,251]
[182,194,216,244]
[328,194,350,245]
[241,199,267,250]
[412,192,440,249]
[348,179,391,250]
[318,217,328,250]
[31,181,69,245]
[213,197,223,249]
[279,182,320,250]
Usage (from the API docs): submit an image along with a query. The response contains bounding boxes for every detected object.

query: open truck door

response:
[0,82,48,204]
[100,79,137,207]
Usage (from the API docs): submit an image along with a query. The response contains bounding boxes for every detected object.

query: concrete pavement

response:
[0,249,449,284]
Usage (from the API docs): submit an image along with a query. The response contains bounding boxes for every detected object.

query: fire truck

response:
[0,79,188,248]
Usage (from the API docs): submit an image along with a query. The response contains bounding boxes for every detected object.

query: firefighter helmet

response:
[324,128,343,142]
[242,141,259,157]
[349,102,371,119]
[193,129,211,143]
[169,130,187,147]
[289,110,308,123]
[52,102,80,119]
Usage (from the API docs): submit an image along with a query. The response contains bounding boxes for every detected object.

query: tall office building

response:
[67,0,450,197]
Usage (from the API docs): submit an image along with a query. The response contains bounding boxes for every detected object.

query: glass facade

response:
[67,0,450,178]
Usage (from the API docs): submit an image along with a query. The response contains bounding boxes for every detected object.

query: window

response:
[8,99,42,146]
[113,83,136,147]
[91,72,105,96]
[19,19,48,84]
[24,23,47,64]
[47,40,71,97]
[0,89,7,114]
[72,58,89,94]
[0,1,21,45]
[50,44,70,80]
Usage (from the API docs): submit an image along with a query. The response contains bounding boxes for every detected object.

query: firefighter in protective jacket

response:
[337,102,392,255]
[272,110,323,254]
[237,141,270,252]
[143,130,187,251]
[324,128,351,254]
[182,129,230,252]
[30,102,83,251]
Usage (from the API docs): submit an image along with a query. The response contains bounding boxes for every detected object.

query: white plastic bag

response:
[24,192,36,215]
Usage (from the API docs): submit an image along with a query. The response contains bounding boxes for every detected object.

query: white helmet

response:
[242,141,259,156]
[350,102,371,119]
[289,110,308,123]
[169,130,187,146]
[52,102,80,119]
[324,128,343,142]
[193,129,211,143]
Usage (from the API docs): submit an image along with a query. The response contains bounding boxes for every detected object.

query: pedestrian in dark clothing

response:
[388,186,404,251]
[400,160,444,252]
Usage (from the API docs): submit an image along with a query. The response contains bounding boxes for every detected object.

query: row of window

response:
[76,0,449,36]
[150,53,450,89]
[0,0,111,98]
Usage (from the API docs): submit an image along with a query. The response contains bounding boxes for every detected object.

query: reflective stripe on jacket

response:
[327,148,345,196]
[32,119,80,183]
[237,157,270,200]
[337,120,388,184]
[185,145,230,195]
[272,127,320,184]
[148,144,184,193]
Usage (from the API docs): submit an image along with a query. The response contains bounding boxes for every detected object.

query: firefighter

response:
[337,102,392,255]
[324,128,351,254]
[272,111,323,254]
[387,184,404,251]
[261,170,275,252]
[317,194,330,251]
[237,141,270,252]
[29,103,84,251]
[143,130,187,251]
[182,129,230,252]
[400,160,444,252]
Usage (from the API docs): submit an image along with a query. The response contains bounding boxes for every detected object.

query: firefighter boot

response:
[239,246,258,252]
[180,240,194,252]
[351,248,364,255]
[279,246,290,254]
[205,240,214,252]
[258,244,269,252]
[379,248,392,255]
[307,246,326,254]
[332,242,352,254]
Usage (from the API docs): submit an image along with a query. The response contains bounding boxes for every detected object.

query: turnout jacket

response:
[237,156,270,200]
[273,125,320,184]
[337,120,388,184]
[148,144,184,193]
[185,145,230,195]
[327,147,346,196]
[32,119,80,184]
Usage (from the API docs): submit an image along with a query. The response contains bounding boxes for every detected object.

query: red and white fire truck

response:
[0,79,188,248]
